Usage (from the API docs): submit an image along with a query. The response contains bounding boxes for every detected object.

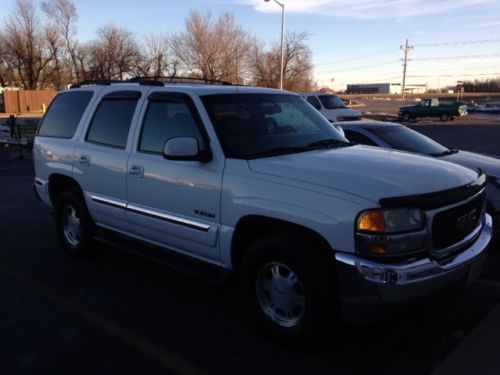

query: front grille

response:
[432,193,484,251]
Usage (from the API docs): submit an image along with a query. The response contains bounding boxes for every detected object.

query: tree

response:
[132,33,178,78]
[171,11,251,84]
[250,31,314,91]
[2,0,59,89]
[85,25,139,80]
[42,0,80,82]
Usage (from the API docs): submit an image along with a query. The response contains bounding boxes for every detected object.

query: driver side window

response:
[139,100,203,154]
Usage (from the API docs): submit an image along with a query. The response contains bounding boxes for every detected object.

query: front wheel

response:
[54,191,95,258]
[440,113,450,121]
[239,234,338,344]
[401,112,411,122]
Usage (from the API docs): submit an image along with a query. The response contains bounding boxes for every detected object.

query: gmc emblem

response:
[457,208,480,230]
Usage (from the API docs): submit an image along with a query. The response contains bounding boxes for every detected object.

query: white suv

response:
[300,92,362,122]
[34,80,491,343]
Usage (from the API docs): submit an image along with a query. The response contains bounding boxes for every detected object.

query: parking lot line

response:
[0,263,206,375]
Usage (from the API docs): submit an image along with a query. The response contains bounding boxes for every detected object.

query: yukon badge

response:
[194,209,215,219]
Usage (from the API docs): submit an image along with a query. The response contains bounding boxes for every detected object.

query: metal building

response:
[346,83,427,95]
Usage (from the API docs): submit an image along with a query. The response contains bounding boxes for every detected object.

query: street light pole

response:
[265,0,285,90]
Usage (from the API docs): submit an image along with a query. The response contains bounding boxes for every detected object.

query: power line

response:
[412,53,500,61]
[407,72,500,78]
[315,49,398,66]
[414,37,500,47]
[317,59,399,74]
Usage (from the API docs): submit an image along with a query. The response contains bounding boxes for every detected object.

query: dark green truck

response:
[399,98,468,122]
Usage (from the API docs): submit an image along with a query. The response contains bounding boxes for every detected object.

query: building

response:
[346,83,427,95]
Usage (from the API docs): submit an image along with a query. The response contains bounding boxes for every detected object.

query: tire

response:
[402,112,411,122]
[54,191,95,258]
[239,233,338,344]
[440,113,450,121]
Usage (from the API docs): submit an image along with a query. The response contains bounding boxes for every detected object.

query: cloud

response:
[240,0,496,20]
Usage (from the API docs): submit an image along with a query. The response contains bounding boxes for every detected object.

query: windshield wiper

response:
[249,146,311,159]
[249,140,352,159]
[306,139,352,149]
[430,149,459,157]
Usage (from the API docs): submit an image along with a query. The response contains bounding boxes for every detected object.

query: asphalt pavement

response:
[1,123,500,374]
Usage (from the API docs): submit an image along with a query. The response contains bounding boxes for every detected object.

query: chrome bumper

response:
[336,214,492,303]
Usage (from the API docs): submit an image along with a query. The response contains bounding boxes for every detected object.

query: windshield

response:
[202,94,349,159]
[372,126,449,156]
[318,95,346,109]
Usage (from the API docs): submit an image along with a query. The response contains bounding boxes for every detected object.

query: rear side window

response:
[86,92,140,149]
[306,96,321,110]
[38,91,93,138]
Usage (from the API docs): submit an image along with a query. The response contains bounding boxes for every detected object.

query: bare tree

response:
[171,11,251,84]
[132,33,178,78]
[2,0,59,89]
[86,25,139,80]
[250,31,314,91]
[0,34,15,86]
[42,0,80,83]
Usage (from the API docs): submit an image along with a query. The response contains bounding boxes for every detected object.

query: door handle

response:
[128,165,144,178]
[79,155,90,166]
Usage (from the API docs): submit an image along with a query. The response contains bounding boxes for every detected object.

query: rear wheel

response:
[239,234,338,344]
[54,191,95,258]
[402,112,411,122]
[440,113,450,121]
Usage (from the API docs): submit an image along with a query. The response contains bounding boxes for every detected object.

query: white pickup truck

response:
[33,81,492,343]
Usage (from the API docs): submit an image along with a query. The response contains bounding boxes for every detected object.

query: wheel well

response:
[48,174,84,205]
[231,216,333,271]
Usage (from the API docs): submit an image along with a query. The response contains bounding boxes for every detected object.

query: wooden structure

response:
[2,90,57,114]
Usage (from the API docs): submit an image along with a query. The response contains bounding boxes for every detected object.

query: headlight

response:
[357,208,425,234]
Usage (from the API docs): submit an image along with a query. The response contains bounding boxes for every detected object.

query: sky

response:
[2,0,500,90]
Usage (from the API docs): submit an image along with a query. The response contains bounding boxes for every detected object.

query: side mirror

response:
[163,137,212,162]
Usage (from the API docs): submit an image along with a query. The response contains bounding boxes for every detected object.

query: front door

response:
[126,92,224,263]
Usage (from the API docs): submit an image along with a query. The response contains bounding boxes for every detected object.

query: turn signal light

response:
[368,245,388,255]
[358,210,385,233]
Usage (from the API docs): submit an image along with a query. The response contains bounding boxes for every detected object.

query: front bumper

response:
[336,213,492,304]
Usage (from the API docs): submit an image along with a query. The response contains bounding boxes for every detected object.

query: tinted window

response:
[38,91,93,138]
[318,95,346,109]
[343,129,377,146]
[202,94,349,159]
[86,97,139,149]
[139,100,203,154]
[306,96,321,110]
[372,126,448,155]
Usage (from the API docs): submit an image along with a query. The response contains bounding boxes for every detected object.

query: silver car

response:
[340,121,500,239]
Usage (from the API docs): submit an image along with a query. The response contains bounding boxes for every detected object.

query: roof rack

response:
[69,76,233,89]
[129,76,233,86]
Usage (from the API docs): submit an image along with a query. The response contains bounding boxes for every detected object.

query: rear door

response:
[126,91,224,263]
[73,87,147,232]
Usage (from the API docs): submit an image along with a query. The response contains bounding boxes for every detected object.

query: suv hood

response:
[248,146,478,203]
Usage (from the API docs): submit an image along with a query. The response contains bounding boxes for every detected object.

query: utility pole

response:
[400,39,413,99]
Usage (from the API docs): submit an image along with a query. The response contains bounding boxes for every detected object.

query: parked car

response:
[300,92,362,122]
[399,98,468,122]
[34,81,491,343]
[340,120,500,239]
